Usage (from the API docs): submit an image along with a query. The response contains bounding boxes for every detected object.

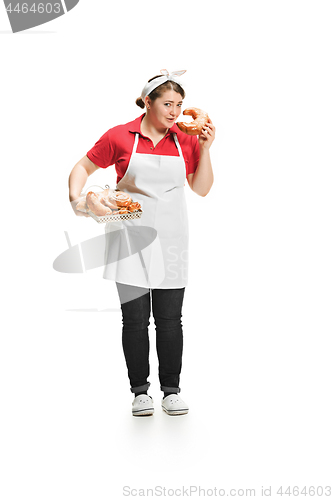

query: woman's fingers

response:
[205,120,215,130]
[70,199,91,217]
[202,121,215,134]
[202,124,215,138]
[199,120,215,148]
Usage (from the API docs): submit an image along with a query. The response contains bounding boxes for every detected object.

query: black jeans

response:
[116,283,185,394]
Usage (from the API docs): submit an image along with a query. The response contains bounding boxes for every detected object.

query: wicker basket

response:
[86,210,142,224]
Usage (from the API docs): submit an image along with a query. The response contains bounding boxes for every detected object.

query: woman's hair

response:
[136,75,186,109]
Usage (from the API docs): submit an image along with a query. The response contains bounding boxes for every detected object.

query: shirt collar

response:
[129,113,179,136]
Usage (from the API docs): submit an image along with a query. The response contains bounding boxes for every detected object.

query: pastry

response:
[109,190,132,207]
[128,202,141,212]
[176,107,209,135]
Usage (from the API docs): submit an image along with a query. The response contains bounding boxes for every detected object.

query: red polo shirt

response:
[86,114,200,184]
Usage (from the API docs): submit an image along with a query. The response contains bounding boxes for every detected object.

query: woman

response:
[69,70,215,416]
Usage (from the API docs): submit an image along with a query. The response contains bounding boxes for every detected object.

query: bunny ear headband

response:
[141,69,186,101]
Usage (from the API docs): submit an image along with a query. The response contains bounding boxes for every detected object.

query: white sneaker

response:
[161,394,189,415]
[132,395,154,416]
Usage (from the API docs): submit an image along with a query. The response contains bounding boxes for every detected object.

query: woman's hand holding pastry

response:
[70,196,90,217]
[198,119,215,150]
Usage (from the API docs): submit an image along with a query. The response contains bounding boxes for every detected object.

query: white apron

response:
[103,132,189,289]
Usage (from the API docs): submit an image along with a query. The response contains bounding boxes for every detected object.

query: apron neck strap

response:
[132,133,140,154]
[173,133,184,159]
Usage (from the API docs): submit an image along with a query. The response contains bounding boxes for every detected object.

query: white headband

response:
[141,69,186,101]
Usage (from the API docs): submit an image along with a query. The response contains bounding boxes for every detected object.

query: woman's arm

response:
[69,155,100,201]
[187,120,215,197]
[68,155,100,216]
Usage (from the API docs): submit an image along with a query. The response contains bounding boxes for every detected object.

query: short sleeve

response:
[86,130,116,168]
[185,136,200,176]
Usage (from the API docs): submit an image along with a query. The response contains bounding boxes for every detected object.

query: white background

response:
[1,1,333,498]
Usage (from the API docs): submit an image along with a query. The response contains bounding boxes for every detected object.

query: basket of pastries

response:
[75,186,142,224]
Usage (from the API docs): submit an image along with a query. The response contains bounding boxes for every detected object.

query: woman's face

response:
[147,90,183,130]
